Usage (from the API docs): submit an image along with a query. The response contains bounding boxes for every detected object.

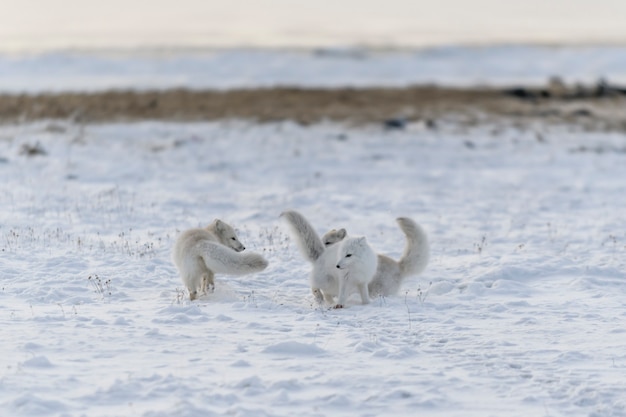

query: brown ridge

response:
[0,86,624,129]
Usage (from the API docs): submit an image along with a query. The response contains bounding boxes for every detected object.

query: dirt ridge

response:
[1,86,624,130]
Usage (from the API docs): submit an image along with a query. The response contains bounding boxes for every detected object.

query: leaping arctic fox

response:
[281,210,377,307]
[172,219,268,300]
[367,217,429,297]
[285,210,429,302]
[280,210,344,305]
[326,217,429,297]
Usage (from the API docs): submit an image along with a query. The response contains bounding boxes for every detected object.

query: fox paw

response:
[333,304,344,309]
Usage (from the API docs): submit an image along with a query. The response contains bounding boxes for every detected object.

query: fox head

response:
[211,219,245,252]
[336,236,368,270]
[322,228,347,246]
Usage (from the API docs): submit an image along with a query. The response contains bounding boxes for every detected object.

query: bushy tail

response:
[280,210,325,262]
[396,217,429,278]
[197,241,268,276]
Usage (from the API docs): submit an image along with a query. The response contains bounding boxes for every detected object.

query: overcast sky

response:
[2,0,626,51]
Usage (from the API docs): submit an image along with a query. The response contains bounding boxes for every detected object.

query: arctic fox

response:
[322,217,429,297]
[335,236,378,308]
[172,219,268,300]
[368,217,429,297]
[322,228,347,246]
[282,210,377,307]
[280,210,346,305]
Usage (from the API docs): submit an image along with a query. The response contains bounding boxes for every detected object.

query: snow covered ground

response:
[2,46,626,93]
[1,119,625,416]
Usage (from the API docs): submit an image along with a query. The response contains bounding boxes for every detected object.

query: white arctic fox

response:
[323,217,429,297]
[281,210,344,304]
[172,219,268,300]
[368,217,429,297]
[281,210,376,307]
[335,236,378,308]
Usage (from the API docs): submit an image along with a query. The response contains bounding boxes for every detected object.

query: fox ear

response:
[358,236,367,244]
[337,229,347,239]
[213,219,224,231]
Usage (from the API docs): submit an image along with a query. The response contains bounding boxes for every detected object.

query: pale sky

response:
[2,0,626,51]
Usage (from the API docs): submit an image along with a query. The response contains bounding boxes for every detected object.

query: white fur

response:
[335,236,378,307]
[368,217,429,297]
[281,210,345,304]
[172,219,268,300]
[282,210,427,306]
[322,228,347,246]
[322,217,429,297]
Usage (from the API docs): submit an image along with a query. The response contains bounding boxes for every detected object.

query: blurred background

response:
[2,0,626,52]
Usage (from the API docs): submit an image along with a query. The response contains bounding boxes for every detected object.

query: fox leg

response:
[200,271,215,295]
[322,292,335,304]
[205,271,215,293]
[185,273,199,301]
[312,288,335,305]
[357,283,371,305]
[335,276,349,308]
[312,288,324,303]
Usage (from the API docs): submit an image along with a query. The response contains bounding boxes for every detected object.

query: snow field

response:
[2,46,626,93]
[1,120,625,416]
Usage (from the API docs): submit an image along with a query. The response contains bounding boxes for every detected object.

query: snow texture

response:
[1,46,626,93]
[1,120,625,416]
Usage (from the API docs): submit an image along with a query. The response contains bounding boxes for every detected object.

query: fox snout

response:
[231,244,245,252]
